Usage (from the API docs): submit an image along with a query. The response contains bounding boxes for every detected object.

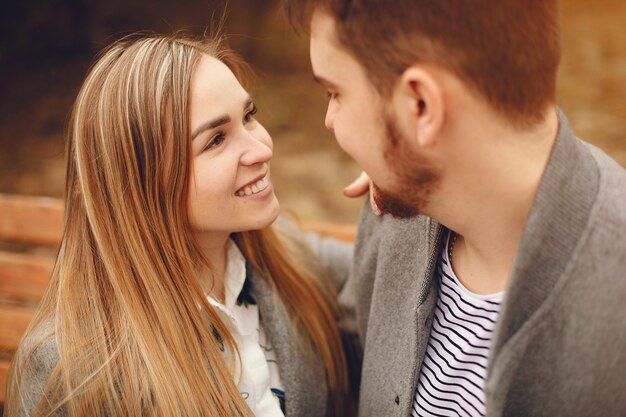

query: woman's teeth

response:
[236,176,269,197]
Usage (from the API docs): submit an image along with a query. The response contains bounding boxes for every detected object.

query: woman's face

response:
[186,54,279,240]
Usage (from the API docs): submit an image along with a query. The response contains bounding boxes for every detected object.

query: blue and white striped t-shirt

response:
[412,233,504,417]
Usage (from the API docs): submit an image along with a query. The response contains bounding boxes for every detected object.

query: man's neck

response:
[433,107,559,294]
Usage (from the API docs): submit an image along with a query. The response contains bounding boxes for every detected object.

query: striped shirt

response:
[412,232,504,417]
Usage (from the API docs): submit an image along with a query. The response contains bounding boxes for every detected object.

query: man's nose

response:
[324,102,336,132]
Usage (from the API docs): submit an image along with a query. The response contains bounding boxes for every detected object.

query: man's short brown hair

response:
[285,0,561,127]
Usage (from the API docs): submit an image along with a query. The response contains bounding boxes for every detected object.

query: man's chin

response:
[371,182,420,219]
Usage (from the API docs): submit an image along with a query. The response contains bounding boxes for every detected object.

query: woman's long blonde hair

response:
[6,33,348,416]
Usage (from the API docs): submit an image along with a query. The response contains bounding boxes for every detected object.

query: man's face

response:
[309,10,440,218]
[309,10,395,192]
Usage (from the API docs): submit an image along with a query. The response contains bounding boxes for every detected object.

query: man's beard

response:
[371,115,441,219]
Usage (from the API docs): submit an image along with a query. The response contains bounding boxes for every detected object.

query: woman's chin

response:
[257,200,281,230]
[240,199,280,232]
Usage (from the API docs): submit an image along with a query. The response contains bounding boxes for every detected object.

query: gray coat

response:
[345,109,626,417]
[11,234,354,417]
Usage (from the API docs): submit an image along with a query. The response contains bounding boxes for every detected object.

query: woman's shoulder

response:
[18,318,59,365]
[22,326,59,376]
[11,319,62,416]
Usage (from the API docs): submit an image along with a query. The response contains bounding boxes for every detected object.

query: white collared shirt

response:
[207,239,285,416]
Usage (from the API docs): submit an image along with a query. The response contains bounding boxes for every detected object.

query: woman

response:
[5,32,353,417]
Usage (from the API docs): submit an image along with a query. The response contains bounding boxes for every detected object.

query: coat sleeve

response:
[273,216,354,294]
[299,231,354,295]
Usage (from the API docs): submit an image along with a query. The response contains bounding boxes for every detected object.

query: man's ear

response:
[397,66,444,148]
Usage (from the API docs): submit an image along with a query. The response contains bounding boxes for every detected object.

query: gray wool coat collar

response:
[484,108,599,408]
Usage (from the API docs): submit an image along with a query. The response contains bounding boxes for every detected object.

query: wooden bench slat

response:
[0,194,63,247]
[300,222,357,243]
[0,359,10,404]
[0,304,35,353]
[0,251,53,302]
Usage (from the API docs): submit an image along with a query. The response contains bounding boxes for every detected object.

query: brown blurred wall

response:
[0,0,624,223]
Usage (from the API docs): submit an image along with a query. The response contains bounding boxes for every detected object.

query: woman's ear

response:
[397,66,444,149]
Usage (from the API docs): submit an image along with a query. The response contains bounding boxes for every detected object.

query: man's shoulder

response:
[583,139,626,181]
[582,141,626,232]
[564,141,626,295]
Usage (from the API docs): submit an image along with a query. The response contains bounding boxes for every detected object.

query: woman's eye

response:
[326,91,338,100]
[244,105,258,123]
[204,132,225,151]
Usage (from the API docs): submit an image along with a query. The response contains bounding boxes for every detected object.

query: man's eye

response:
[204,132,225,151]
[244,105,258,123]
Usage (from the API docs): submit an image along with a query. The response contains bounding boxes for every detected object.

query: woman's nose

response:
[239,130,273,166]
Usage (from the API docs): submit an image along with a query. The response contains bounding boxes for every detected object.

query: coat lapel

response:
[248,266,327,417]
[357,209,444,416]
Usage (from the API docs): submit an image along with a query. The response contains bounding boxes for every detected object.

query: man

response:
[284,0,626,416]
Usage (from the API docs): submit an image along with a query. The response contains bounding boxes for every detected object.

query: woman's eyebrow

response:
[191,96,254,140]
[191,115,231,140]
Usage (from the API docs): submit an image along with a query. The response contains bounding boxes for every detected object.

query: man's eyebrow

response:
[313,74,338,89]
[191,96,254,140]
[243,97,253,111]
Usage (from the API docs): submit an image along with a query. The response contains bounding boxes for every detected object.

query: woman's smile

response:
[235,172,273,199]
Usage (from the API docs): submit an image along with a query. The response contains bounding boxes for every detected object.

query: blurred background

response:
[0,0,624,224]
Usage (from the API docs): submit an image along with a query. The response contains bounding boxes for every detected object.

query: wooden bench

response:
[0,192,355,408]
[0,194,63,407]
